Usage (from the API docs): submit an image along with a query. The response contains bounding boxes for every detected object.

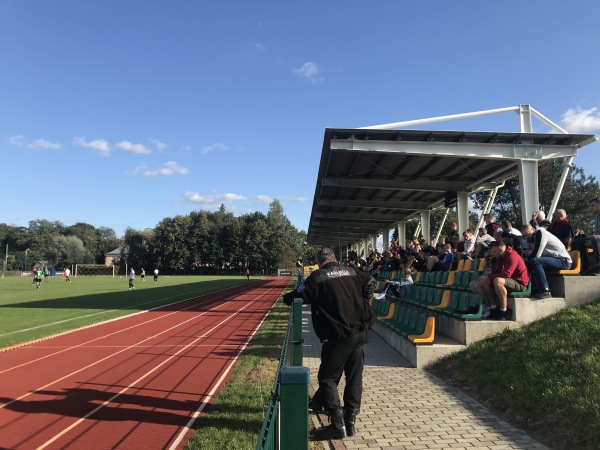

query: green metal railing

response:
[256,277,309,450]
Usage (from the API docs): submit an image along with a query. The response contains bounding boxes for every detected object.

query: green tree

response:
[187,211,213,271]
[47,235,88,268]
[266,200,297,270]
[122,227,154,274]
[97,227,121,263]
[65,222,100,263]
[240,212,270,274]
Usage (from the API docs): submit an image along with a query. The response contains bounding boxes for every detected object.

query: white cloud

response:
[28,138,61,150]
[9,135,25,147]
[293,61,323,83]
[256,195,273,204]
[560,107,600,133]
[116,140,152,155]
[184,191,246,207]
[148,138,166,152]
[73,136,111,156]
[200,143,229,154]
[279,195,308,203]
[137,161,188,177]
[9,135,61,149]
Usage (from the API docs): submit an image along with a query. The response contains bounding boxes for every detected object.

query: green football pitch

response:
[0,275,255,349]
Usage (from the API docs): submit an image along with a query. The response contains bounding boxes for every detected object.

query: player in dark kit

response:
[283,247,375,440]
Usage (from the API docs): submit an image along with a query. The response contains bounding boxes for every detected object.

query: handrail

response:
[256,274,307,450]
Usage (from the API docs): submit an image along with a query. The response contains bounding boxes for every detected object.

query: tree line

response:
[0,200,318,275]
[3,159,598,273]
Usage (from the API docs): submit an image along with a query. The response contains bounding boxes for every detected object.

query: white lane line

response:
[0,285,236,338]
[0,285,247,375]
[0,290,247,409]
[35,287,277,450]
[168,295,274,450]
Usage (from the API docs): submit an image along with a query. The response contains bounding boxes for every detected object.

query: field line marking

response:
[35,286,278,450]
[168,293,276,450]
[0,283,245,339]
[0,287,252,408]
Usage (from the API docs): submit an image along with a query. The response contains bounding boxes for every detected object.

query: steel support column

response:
[456,192,470,234]
[420,210,431,244]
[382,228,390,251]
[397,221,407,248]
[518,159,540,225]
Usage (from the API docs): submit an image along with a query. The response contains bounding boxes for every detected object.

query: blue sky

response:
[2,1,600,237]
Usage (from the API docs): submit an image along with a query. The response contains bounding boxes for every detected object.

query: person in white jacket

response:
[521,223,571,298]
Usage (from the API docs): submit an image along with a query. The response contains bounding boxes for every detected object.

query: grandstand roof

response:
[306,128,596,246]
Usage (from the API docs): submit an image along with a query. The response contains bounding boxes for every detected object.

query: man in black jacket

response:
[283,247,375,440]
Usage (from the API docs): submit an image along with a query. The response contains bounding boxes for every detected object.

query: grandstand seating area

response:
[369,252,587,367]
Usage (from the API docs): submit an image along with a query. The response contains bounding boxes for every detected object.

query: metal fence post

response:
[292,298,303,366]
[280,366,309,450]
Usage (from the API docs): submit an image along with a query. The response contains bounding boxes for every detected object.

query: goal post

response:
[74,264,116,277]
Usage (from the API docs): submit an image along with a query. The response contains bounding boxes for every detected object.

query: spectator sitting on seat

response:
[375,258,415,300]
[407,242,427,272]
[547,209,575,249]
[419,239,436,255]
[571,197,600,276]
[474,226,496,258]
[391,249,404,271]
[521,223,572,298]
[379,250,393,271]
[483,213,499,238]
[456,229,476,260]
[369,252,382,272]
[530,210,546,228]
[470,240,529,320]
[426,243,454,272]
[499,219,522,246]
[357,254,368,271]
[446,222,460,250]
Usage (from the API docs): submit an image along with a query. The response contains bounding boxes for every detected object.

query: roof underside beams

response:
[306,128,597,247]
[330,139,579,160]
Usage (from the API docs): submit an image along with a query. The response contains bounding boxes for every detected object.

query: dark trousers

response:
[572,236,600,272]
[314,330,367,412]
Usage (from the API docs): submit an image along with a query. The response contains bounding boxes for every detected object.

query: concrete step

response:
[373,322,466,368]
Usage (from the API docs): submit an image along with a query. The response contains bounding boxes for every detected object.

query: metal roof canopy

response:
[307,105,597,247]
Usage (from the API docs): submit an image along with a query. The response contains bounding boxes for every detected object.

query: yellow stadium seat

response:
[408,316,435,344]
[377,302,395,320]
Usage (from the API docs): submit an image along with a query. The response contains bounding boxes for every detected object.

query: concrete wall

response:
[374,275,600,368]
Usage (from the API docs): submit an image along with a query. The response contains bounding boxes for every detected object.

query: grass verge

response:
[428,300,600,450]
[183,295,289,450]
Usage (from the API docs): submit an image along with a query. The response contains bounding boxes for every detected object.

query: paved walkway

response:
[301,308,549,450]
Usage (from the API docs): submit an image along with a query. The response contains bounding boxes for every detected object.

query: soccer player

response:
[153,268,159,283]
[129,267,135,290]
[141,268,146,283]
[34,267,43,290]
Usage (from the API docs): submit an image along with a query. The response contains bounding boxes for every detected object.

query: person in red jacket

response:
[469,240,529,320]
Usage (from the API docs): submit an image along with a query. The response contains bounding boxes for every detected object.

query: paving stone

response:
[301,309,547,450]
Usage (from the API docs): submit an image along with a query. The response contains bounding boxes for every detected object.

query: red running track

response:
[0,277,290,450]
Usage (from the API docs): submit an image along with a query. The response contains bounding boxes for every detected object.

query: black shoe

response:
[487,308,511,320]
[496,308,512,321]
[533,290,551,299]
[487,308,500,320]
[311,409,346,440]
[310,424,347,441]
[344,410,358,437]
